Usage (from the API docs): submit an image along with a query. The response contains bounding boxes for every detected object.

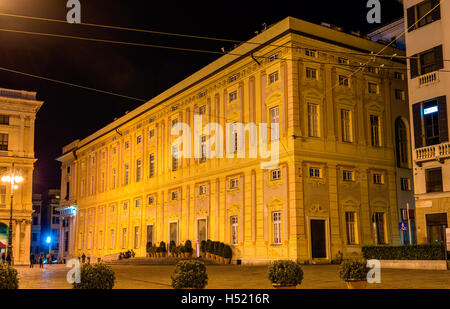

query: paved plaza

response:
[14,264,450,289]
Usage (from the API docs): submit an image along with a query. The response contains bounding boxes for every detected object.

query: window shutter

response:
[407,6,416,31]
[410,55,419,79]
[434,45,444,70]
[438,96,448,143]
[412,103,423,148]
[431,0,441,22]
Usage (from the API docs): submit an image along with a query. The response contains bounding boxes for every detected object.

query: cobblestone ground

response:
[15,264,450,289]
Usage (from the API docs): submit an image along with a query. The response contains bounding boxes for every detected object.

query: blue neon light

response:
[424,106,438,115]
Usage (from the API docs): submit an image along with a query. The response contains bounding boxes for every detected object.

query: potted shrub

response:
[200,240,206,258]
[169,241,177,257]
[177,245,186,258]
[0,263,18,289]
[171,260,208,289]
[159,241,167,257]
[223,245,232,264]
[339,260,369,289]
[185,240,193,258]
[152,245,157,257]
[213,241,220,260]
[73,263,116,289]
[146,242,152,257]
[206,240,213,259]
[218,242,225,263]
[268,260,304,289]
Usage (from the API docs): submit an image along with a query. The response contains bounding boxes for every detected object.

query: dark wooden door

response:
[311,219,327,259]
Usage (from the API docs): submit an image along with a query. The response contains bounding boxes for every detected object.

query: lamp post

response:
[1,163,23,266]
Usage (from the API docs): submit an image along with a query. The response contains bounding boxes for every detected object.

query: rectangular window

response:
[231,216,238,246]
[199,105,206,115]
[134,226,140,249]
[199,185,207,195]
[112,168,116,189]
[271,168,281,181]
[0,115,9,125]
[343,170,354,182]
[269,71,279,84]
[148,196,154,204]
[339,75,350,87]
[136,135,142,144]
[269,53,279,62]
[149,129,155,138]
[230,178,239,189]
[305,49,317,57]
[101,172,105,192]
[149,154,155,178]
[123,202,128,211]
[394,72,404,80]
[171,191,178,200]
[395,89,405,100]
[368,82,379,94]
[309,167,321,178]
[99,231,103,249]
[306,67,318,79]
[373,173,384,184]
[374,212,386,244]
[124,164,129,185]
[307,103,319,137]
[136,159,142,182]
[341,109,352,142]
[272,211,281,244]
[229,91,237,102]
[270,106,279,141]
[172,146,178,171]
[426,167,443,192]
[423,100,441,146]
[135,199,141,208]
[199,90,207,98]
[0,185,6,205]
[345,212,357,244]
[230,123,238,153]
[0,133,8,151]
[200,135,207,163]
[229,74,237,83]
[125,141,129,149]
[401,178,411,191]
[370,115,381,147]
[122,228,127,249]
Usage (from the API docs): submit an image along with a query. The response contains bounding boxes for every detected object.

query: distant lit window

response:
[229,74,237,83]
[269,71,279,84]
[339,75,350,87]
[306,67,318,79]
[199,185,207,195]
[309,167,321,178]
[229,91,237,102]
[0,133,8,151]
[343,170,354,182]
[230,178,239,189]
[305,49,317,58]
[271,169,281,181]
[0,115,9,125]
[368,82,379,94]
[373,173,384,184]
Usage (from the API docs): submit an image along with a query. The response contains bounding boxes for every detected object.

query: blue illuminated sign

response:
[424,106,438,115]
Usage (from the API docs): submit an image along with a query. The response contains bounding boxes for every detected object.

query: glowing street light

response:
[1,163,23,266]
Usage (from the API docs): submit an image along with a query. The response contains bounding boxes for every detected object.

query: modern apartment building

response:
[40,189,61,259]
[404,0,449,244]
[58,17,412,264]
[0,87,43,265]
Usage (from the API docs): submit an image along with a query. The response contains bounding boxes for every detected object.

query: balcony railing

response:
[415,142,450,163]
[418,71,439,87]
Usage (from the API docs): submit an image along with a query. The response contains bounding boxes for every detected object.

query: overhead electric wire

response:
[0,65,147,102]
[0,12,418,60]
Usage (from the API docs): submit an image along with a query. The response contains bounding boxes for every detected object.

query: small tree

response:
[223,245,232,259]
[213,241,220,256]
[146,242,152,253]
[169,241,177,255]
[200,240,206,253]
[218,242,225,257]
[206,240,213,253]
[268,260,304,287]
[339,260,369,282]
[0,263,18,289]
[171,260,208,289]
[185,240,193,256]
[73,263,116,289]
[159,241,166,253]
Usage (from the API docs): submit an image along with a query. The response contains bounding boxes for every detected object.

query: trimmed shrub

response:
[185,240,193,253]
[218,242,225,257]
[213,241,220,255]
[339,260,369,281]
[171,260,208,289]
[200,240,206,253]
[0,263,18,289]
[73,263,116,289]
[146,242,152,253]
[362,244,445,260]
[206,240,213,253]
[268,260,303,287]
[159,241,166,253]
[223,245,232,259]
[169,241,177,253]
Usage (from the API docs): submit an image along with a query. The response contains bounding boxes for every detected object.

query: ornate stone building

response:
[58,17,412,264]
[0,88,43,265]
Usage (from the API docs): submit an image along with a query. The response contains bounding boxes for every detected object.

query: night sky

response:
[0,0,403,193]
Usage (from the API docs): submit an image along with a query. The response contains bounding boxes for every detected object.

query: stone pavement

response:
[15,264,450,289]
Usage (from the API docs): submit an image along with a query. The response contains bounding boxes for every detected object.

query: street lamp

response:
[1,163,23,266]
[46,236,52,264]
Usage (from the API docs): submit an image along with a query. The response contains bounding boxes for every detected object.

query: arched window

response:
[395,118,409,168]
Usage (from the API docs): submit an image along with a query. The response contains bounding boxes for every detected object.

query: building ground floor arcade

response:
[0,212,32,265]
[70,159,401,264]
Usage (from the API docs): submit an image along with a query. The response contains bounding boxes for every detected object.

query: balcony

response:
[415,142,450,164]
[418,71,439,87]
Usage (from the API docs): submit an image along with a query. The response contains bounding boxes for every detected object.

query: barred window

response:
[0,133,8,151]
[272,212,282,244]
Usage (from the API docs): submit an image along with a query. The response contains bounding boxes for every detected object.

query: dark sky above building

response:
[0,0,403,192]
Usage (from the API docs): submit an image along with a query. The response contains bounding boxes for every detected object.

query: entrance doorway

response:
[169,222,178,245]
[310,219,327,259]
[426,213,448,243]
[197,219,207,243]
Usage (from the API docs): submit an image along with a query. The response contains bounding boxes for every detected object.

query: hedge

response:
[362,244,446,260]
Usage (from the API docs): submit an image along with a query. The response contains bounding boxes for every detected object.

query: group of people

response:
[0,252,11,264]
[29,253,51,268]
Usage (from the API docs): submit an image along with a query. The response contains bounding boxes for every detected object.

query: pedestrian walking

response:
[81,253,86,264]
[39,254,44,268]
[30,253,35,268]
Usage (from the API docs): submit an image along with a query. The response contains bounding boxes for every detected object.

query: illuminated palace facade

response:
[58,17,413,264]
